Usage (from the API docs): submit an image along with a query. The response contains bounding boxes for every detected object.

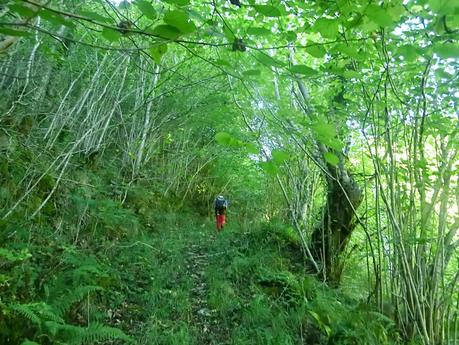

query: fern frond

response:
[10,302,64,325]
[38,302,65,324]
[57,322,132,345]
[21,340,41,345]
[10,303,42,324]
[52,285,103,316]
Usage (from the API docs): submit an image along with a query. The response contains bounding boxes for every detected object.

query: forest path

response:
[184,226,220,344]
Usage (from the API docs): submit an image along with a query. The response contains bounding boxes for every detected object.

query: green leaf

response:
[335,44,361,59]
[246,27,272,36]
[433,42,459,59]
[0,248,32,261]
[387,3,406,21]
[215,132,232,145]
[118,1,132,10]
[102,27,121,42]
[163,0,191,5]
[284,30,297,42]
[272,150,289,163]
[365,5,394,27]
[151,24,181,40]
[215,132,243,147]
[256,53,285,68]
[396,45,420,62]
[428,0,459,15]
[136,0,157,20]
[214,59,232,67]
[326,138,344,151]
[305,44,326,58]
[445,14,459,31]
[311,122,344,150]
[254,5,282,17]
[8,4,36,17]
[21,340,41,345]
[0,28,31,37]
[312,122,336,138]
[343,70,360,79]
[79,10,112,23]
[290,65,319,77]
[150,44,168,64]
[164,10,196,34]
[243,69,261,77]
[223,25,235,41]
[39,9,76,29]
[260,161,278,175]
[313,18,340,39]
[246,142,259,154]
[323,152,339,166]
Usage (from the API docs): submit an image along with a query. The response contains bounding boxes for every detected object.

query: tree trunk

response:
[311,160,362,285]
[295,74,363,286]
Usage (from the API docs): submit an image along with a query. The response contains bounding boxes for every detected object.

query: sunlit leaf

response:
[243,69,261,77]
[151,24,181,40]
[150,44,168,64]
[387,3,406,21]
[246,142,259,154]
[214,59,232,67]
[136,0,157,20]
[311,122,344,150]
[312,122,336,138]
[290,65,319,77]
[246,27,272,36]
[323,152,339,166]
[305,44,327,58]
[223,25,236,41]
[433,42,459,59]
[284,31,296,42]
[215,132,232,145]
[343,70,360,79]
[272,150,289,163]
[215,132,243,147]
[365,4,394,27]
[313,18,340,39]
[163,0,191,5]
[396,45,420,62]
[164,10,196,34]
[428,0,459,15]
[260,161,278,175]
[335,44,361,59]
[102,27,121,41]
[254,5,282,17]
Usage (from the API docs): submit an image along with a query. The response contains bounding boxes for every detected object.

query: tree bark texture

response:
[311,158,363,286]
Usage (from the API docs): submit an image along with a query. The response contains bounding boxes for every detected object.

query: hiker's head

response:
[217,195,224,199]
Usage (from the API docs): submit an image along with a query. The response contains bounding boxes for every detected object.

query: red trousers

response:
[216,214,226,231]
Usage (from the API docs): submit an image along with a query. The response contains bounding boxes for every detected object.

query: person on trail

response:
[214,195,228,231]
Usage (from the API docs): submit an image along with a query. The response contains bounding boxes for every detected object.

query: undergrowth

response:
[1,149,402,345]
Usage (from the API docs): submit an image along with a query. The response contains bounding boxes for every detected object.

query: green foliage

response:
[135,0,157,20]
[48,322,133,344]
[0,0,457,344]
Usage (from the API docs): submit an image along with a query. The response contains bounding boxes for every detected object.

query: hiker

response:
[214,195,228,231]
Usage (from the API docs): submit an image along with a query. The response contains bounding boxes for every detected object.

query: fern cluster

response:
[8,293,132,345]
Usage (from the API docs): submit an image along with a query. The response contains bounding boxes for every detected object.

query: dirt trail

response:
[185,232,218,344]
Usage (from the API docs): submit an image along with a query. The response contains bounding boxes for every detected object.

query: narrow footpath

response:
[185,230,219,344]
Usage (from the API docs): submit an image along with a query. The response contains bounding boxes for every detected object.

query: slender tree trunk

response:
[296,77,362,285]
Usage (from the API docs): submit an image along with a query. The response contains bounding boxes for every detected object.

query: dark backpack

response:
[215,197,226,210]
